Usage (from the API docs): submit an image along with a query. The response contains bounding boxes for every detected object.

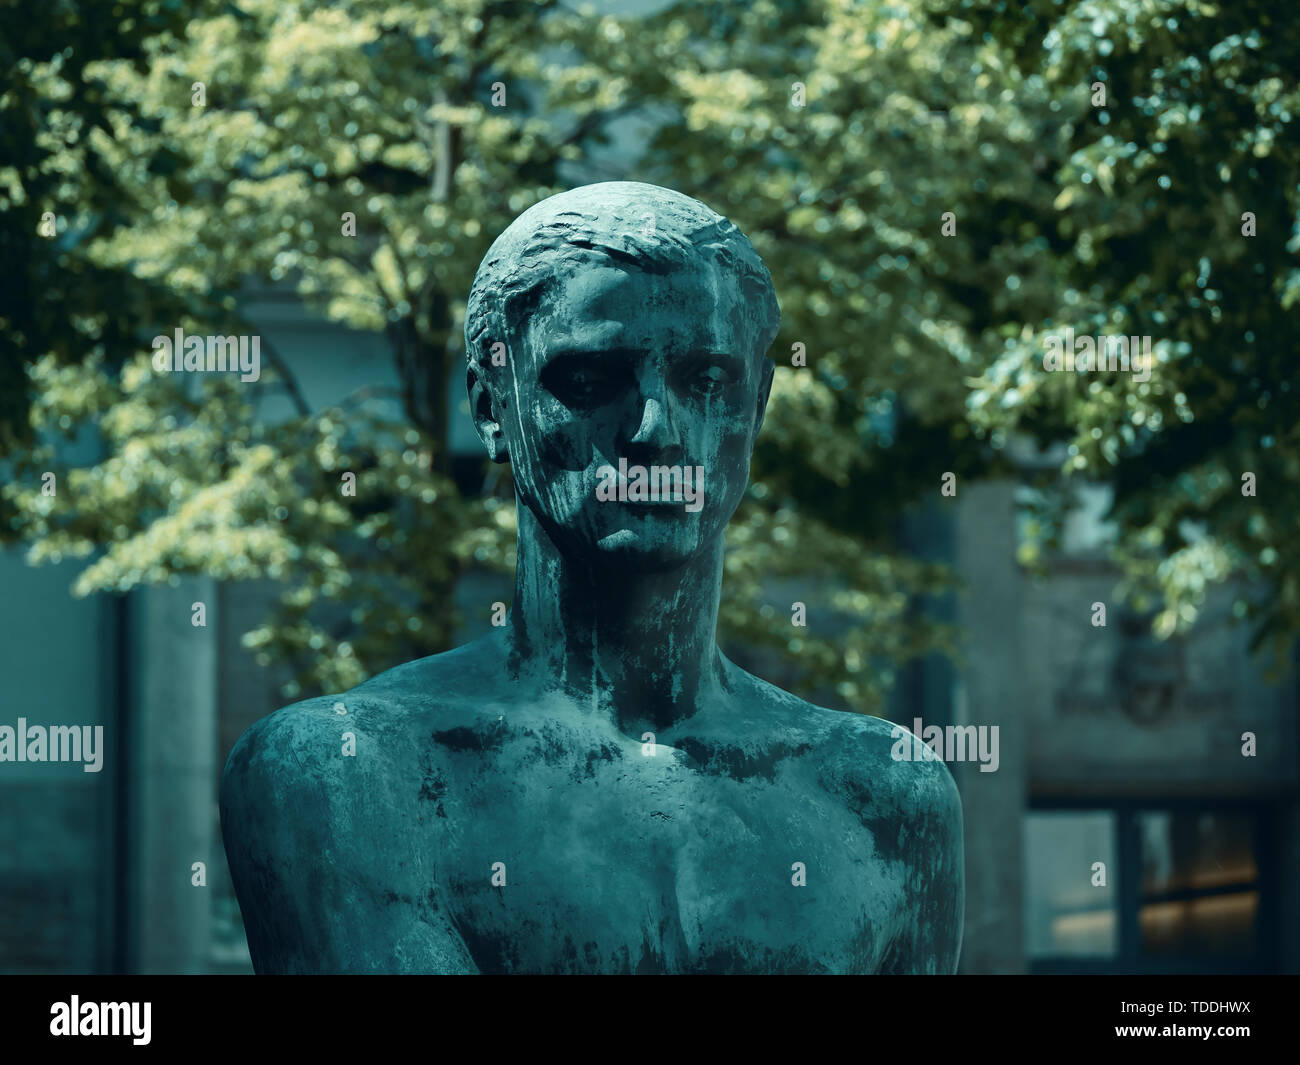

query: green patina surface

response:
[221,183,963,974]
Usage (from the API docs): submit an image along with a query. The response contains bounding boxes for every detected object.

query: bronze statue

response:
[221,182,963,974]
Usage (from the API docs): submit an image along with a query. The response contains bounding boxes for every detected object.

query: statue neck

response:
[504,504,726,734]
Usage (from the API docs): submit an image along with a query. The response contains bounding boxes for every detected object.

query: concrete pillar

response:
[126,577,217,973]
[952,481,1027,974]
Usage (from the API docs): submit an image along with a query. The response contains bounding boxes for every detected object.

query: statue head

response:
[465,181,780,573]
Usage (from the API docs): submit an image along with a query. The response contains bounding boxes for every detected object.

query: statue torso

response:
[224,641,960,974]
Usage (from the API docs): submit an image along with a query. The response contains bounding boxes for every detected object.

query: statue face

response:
[498,257,773,572]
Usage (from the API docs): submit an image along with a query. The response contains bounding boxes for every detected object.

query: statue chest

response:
[422,743,902,973]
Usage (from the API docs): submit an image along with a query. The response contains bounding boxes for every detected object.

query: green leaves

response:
[8,0,1298,710]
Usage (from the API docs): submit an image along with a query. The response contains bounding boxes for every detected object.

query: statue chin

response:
[588,529,703,573]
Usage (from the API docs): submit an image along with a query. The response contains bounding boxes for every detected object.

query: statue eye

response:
[541,356,618,405]
[682,357,740,394]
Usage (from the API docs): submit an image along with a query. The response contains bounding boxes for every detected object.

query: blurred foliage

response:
[16,352,515,695]
[957,0,1300,660]
[2,0,1297,711]
[0,0,192,484]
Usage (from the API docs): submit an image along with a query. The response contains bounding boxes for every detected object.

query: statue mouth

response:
[594,459,707,512]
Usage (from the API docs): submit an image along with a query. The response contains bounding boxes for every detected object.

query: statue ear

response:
[751,357,775,443]
[467,363,510,464]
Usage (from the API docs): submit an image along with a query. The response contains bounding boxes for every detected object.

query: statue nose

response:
[627,393,682,462]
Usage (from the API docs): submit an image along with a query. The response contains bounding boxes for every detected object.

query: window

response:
[1025,811,1117,958]
[1024,802,1274,973]
[1137,811,1259,960]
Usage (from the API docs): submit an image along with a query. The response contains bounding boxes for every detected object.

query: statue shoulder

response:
[221,664,470,816]
[816,710,962,830]
[219,693,385,868]
[817,711,964,973]
[220,640,501,827]
[218,683,474,972]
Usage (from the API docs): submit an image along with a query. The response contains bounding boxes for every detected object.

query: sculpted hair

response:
[464,182,781,389]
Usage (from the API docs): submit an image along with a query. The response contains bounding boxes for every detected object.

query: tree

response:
[0,0,190,465]
[7,0,1295,715]
[6,0,962,713]
[958,0,1300,662]
[6,0,627,696]
[601,0,1300,671]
